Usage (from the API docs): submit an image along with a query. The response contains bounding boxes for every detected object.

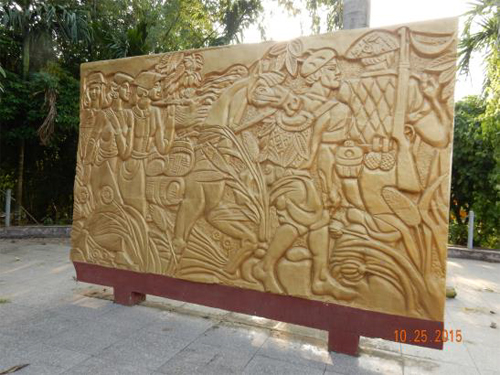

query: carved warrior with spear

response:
[346,27,455,194]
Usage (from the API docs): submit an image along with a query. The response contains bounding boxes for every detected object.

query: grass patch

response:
[0,298,11,304]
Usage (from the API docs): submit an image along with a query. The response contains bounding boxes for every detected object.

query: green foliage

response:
[0,64,5,92]
[459,0,499,77]
[0,66,79,223]
[65,0,264,64]
[0,1,91,44]
[453,0,500,249]
[0,0,268,224]
[278,0,343,34]
[450,96,500,248]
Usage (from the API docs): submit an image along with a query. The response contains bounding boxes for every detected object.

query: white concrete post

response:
[5,189,11,227]
[467,210,474,249]
[343,0,371,29]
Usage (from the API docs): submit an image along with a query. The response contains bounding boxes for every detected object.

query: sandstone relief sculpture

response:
[72,18,458,321]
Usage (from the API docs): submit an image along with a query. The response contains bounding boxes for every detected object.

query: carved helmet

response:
[133,72,163,90]
[300,49,337,77]
[86,72,106,86]
[113,72,134,85]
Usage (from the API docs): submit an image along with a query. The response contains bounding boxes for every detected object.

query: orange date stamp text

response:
[394,329,462,343]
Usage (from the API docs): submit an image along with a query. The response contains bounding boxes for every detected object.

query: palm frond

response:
[459,0,499,75]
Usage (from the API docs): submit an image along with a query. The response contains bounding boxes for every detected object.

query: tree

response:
[453,0,500,248]
[450,96,499,248]
[459,0,499,78]
[0,64,5,92]
[0,0,90,222]
[0,64,80,224]
[58,0,264,64]
[0,0,269,225]
[278,0,343,34]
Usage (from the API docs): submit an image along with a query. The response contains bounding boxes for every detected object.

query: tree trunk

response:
[343,0,371,29]
[16,34,30,224]
[22,35,30,80]
[16,138,25,224]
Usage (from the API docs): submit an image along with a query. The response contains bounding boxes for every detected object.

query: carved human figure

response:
[231,52,361,299]
[297,50,360,211]
[171,75,261,272]
[251,160,356,300]
[72,21,459,322]
[73,72,107,266]
[108,72,135,158]
[119,71,171,217]
[81,71,107,124]
[84,73,136,205]
[80,72,107,188]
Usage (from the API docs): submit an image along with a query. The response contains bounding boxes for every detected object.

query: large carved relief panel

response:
[72,18,458,321]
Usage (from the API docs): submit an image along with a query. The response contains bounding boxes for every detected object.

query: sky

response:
[242,0,485,100]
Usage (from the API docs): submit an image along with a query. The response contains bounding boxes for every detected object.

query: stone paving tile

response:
[1,240,500,375]
[359,337,402,354]
[256,335,332,370]
[156,341,255,374]
[325,350,404,375]
[402,356,480,375]
[0,309,86,345]
[47,295,120,321]
[180,302,231,317]
[2,363,67,375]
[97,303,163,328]
[0,332,36,353]
[243,355,325,375]
[225,312,282,331]
[194,322,269,356]
[272,321,328,341]
[43,319,141,356]
[446,299,499,328]
[143,310,215,340]
[460,324,500,348]
[147,295,186,308]
[61,357,151,375]
[466,344,500,373]
[0,343,90,371]
[95,329,193,371]
[1,279,77,309]
[0,301,44,327]
[401,340,476,367]
[0,358,26,373]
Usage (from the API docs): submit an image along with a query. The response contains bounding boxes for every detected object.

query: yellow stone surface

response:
[71,18,458,321]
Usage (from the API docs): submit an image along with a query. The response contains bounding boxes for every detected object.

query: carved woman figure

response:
[74,72,144,269]
[119,71,172,217]
[80,72,107,187]
[84,73,135,207]
[72,72,107,261]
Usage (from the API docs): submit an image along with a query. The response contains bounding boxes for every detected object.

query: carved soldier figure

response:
[253,160,356,300]
[298,50,360,211]
[209,63,354,297]
[171,74,261,272]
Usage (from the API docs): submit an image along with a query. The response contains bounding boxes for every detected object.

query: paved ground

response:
[0,239,498,375]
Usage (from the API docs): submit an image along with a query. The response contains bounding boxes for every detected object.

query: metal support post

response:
[467,210,474,249]
[5,189,12,227]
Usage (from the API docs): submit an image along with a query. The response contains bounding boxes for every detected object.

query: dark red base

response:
[73,261,443,355]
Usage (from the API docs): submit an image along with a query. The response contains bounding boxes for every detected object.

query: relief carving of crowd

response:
[72,25,457,320]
